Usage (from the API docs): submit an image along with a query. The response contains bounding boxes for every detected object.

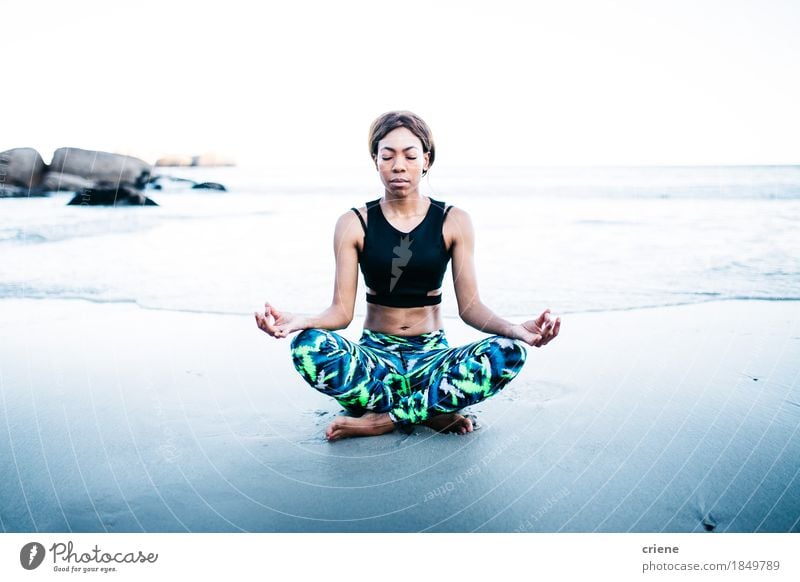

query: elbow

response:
[335,307,354,331]
[458,308,476,327]
[458,298,482,322]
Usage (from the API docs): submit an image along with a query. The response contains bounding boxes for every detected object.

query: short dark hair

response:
[368,111,435,175]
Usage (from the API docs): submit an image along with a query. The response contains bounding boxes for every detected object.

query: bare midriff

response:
[363,288,445,336]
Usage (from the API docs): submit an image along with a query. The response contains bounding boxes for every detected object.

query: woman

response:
[255,111,560,441]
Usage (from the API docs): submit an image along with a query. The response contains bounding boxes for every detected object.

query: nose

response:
[392,157,407,172]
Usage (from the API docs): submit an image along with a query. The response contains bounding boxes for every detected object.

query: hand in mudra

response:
[515,309,561,347]
[254,302,307,339]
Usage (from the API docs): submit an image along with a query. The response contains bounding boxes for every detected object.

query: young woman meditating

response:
[255,110,560,441]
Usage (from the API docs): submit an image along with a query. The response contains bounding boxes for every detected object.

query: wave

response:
[1,290,797,320]
[0,229,48,244]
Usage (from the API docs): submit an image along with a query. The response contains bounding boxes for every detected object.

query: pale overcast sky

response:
[1,0,798,167]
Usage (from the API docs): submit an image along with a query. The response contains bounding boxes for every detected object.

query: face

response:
[374,126,430,195]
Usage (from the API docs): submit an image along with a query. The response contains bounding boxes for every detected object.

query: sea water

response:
[1,165,798,320]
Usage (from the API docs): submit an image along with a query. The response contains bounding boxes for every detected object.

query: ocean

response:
[1,165,798,320]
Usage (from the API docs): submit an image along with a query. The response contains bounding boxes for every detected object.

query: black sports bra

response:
[351,197,454,308]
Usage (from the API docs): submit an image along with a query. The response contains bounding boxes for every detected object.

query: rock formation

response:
[49,148,151,189]
[66,185,157,206]
[2,147,227,204]
[0,148,47,196]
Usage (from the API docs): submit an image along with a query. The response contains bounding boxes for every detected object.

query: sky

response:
[1,0,798,168]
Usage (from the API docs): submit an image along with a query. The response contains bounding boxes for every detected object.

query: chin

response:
[387,182,416,192]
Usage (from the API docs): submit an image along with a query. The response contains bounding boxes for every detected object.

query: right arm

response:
[255,210,361,338]
[303,210,360,330]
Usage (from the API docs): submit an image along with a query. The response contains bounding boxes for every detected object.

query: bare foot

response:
[421,413,475,435]
[325,412,396,441]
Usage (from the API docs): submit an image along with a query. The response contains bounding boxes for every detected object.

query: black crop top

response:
[351,197,454,308]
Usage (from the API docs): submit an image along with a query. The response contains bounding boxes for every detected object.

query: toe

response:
[325,422,338,440]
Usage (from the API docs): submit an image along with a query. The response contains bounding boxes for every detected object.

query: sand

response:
[0,298,798,532]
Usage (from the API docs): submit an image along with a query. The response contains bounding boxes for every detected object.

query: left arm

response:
[448,207,517,337]
[448,207,560,346]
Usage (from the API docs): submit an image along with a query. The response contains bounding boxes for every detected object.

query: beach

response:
[1,164,798,533]
[2,296,797,532]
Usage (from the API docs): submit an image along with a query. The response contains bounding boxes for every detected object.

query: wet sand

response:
[1,298,798,532]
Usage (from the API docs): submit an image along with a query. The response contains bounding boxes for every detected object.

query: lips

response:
[390,179,409,184]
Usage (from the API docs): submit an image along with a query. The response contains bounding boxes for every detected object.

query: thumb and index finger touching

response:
[254,301,280,334]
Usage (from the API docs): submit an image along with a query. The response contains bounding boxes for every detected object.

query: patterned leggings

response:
[290,328,527,426]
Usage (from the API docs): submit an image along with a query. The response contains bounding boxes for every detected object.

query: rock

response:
[155,154,194,167]
[66,185,158,206]
[155,153,235,167]
[191,182,227,191]
[0,147,47,189]
[0,185,49,198]
[50,148,151,188]
[190,153,235,167]
[39,172,95,192]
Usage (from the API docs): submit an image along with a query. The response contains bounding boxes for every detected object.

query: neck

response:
[381,190,427,216]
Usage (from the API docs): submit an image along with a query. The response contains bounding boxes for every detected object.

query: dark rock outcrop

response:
[67,185,158,206]
[191,182,227,191]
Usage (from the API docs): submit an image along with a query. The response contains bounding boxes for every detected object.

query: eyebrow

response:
[380,146,420,152]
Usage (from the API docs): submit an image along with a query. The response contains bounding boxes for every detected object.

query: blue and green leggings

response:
[290,328,527,426]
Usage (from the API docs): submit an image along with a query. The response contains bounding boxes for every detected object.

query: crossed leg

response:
[290,329,527,440]
[290,328,403,439]
[389,335,528,425]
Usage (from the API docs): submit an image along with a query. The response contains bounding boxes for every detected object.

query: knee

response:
[290,329,332,383]
[290,327,328,351]
[486,336,528,370]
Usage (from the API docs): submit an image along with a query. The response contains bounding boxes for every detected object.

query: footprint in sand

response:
[501,380,571,404]
[702,514,717,531]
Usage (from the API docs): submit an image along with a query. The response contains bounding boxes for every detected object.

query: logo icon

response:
[390,235,413,291]
[20,542,46,570]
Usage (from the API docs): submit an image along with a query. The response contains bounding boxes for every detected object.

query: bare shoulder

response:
[335,207,366,249]
[353,205,367,221]
[443,205,474,249]
[444,205,471,224]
